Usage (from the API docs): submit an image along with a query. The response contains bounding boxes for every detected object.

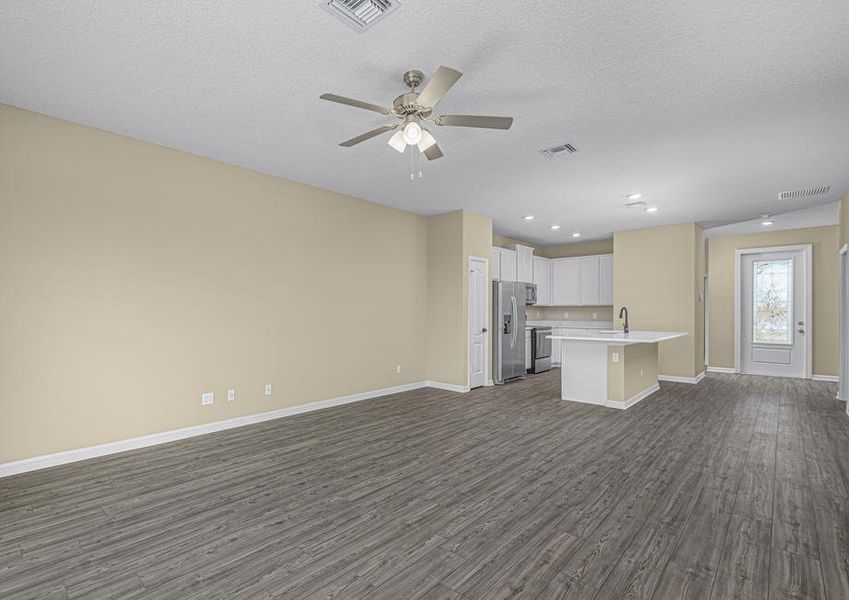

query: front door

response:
[741,248,808,377]
[468,258,487,389]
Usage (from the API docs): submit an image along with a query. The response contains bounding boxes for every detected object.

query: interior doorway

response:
[839,245,848,403]
[735,245,812,378]
[468,257,488,389]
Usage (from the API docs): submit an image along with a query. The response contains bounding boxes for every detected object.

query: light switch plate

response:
[612,352,620,363]
[227,389,235,402]
[265,384,272,396]
[201,392,214,406]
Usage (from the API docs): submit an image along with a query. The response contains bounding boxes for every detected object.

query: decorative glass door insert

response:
[752,259,793,344]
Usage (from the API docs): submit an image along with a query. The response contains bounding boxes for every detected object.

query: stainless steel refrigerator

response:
[493,280,528,384]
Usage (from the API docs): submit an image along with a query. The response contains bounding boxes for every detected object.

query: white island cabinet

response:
[550,330,687,409]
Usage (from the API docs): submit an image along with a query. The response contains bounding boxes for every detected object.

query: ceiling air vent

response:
[321,0,400,32]
[540,143,579,159]
[778,186,830,200]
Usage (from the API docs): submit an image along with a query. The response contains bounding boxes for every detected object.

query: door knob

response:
[482,328,488,333]
[798,321,804,326]
[797,329,804,334]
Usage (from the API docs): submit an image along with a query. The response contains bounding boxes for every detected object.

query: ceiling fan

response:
[320,66,513,161]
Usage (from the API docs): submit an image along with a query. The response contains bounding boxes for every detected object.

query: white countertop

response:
[549,330,688,345]
[526,320,614,329]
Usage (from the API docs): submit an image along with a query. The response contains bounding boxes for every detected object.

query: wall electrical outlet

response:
[563,311,569,319]
[265,384,272,397]
[396,364,402,374]
[201,392,214,406]
[612,352,620,363]
[227,389,235,402]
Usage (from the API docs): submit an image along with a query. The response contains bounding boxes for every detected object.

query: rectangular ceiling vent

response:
[540,143,579,159]
[778,186,830,200]
[321,0,400,32]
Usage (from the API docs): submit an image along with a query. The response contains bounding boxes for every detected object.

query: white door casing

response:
[468,257,488,389]
[735,245,812,378]
[839,244,848,403]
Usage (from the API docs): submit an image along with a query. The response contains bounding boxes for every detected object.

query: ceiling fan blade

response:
[422,142,443,161]
[434,114,513,130]
[339,124,398,147]
[416,66,462,109]
[320,93,392,115]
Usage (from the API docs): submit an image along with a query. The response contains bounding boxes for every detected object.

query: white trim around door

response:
[839,244,848,402]
[734,245,813,379]
[467,256,489,390]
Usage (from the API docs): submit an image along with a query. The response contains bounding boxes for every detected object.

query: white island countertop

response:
[549,330,687,345]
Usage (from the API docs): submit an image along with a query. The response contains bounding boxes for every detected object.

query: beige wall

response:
[0,105,434,463]
[607,343,659,404]
[707,225,839,376]
[614,224,702,378]
[425,212,465,386]
[424,210,494,388]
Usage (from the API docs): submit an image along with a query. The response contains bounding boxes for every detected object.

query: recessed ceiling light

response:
[761,220,774,226]
[550,224,561,230]
[523,215,535,221]
[626,193,643,201]
[572,232,581,238]
[645,206,659,213]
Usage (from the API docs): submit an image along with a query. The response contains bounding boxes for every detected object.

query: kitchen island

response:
[549,330,687,409]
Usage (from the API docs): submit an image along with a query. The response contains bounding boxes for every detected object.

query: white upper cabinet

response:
[599,254,614,305]
[549,254,613,306]
[533,256,552,305]
[490,248,501,280]
[579,256,600,305]
[500,249,518,282]
[551,258,581,305]
[507,244,534,283]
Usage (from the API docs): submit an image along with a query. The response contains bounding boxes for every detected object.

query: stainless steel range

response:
[529,327,552,374]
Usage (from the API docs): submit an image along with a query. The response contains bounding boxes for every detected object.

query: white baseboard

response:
[485,378,494,387]
[658,372,705,384]
[707,366,736,374]
[607,384,661,410]
[0,381,430,479]
[812,374,839,382]
[563,383,661,411]
[561,395,603,406]
[425,380,471,393]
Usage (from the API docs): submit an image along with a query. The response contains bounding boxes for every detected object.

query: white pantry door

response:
[740,249,808,377]
[468,258,488,389]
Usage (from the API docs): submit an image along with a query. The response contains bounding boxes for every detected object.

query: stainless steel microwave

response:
[524,283,537,305]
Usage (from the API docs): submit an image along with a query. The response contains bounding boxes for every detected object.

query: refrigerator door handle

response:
[511,296,518,348]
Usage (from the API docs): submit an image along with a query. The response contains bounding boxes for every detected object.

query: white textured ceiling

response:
[705,201,840,239]
[1,1,848,244]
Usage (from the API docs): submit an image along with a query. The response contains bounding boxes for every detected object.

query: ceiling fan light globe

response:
[403,121,423,145]
[417,130,437,152]
[387,130,406,153]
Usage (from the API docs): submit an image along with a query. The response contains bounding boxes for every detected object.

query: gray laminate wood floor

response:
[1,372,848,599]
